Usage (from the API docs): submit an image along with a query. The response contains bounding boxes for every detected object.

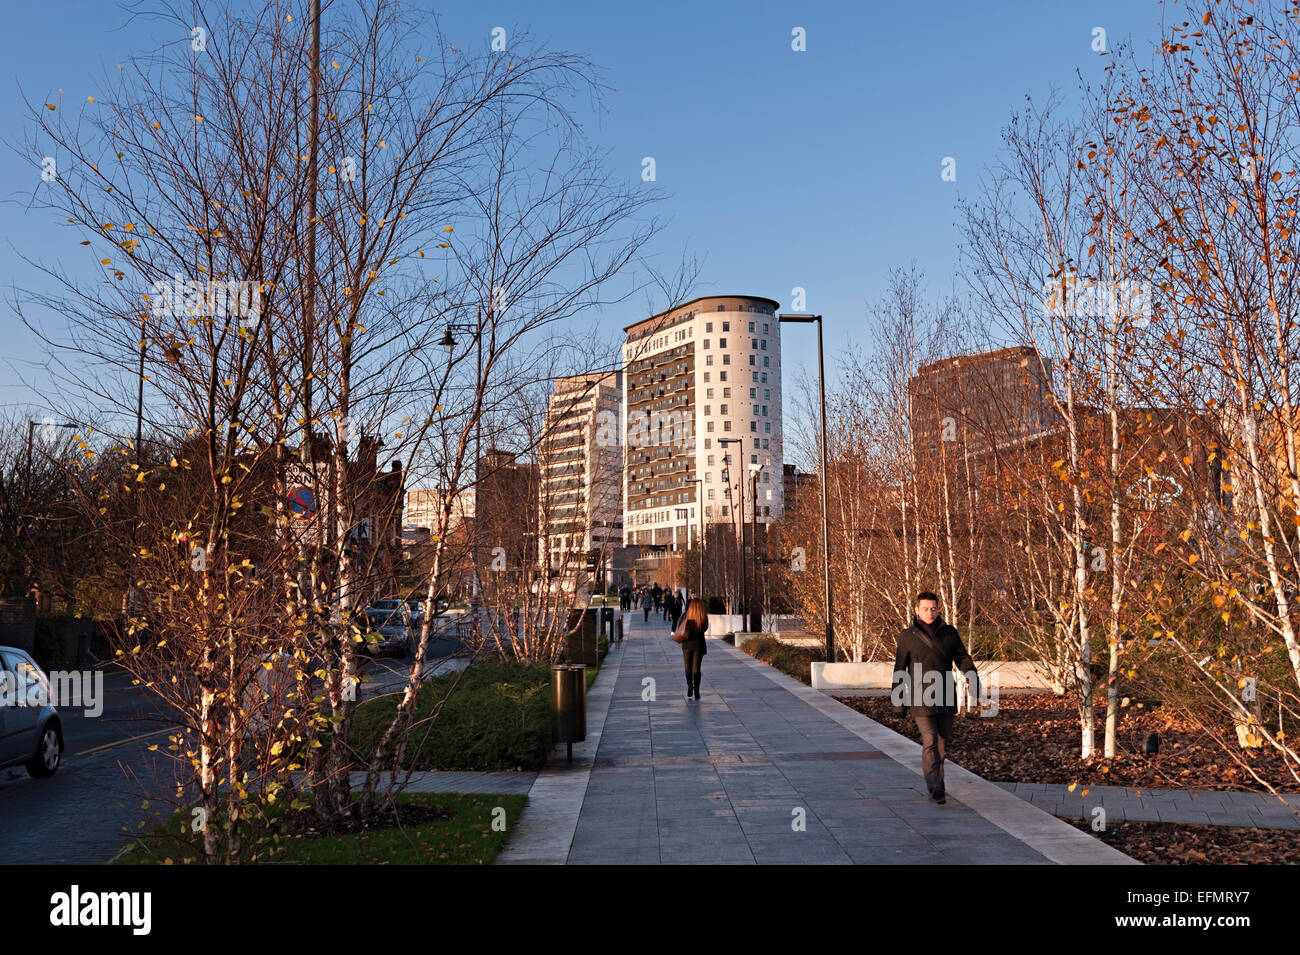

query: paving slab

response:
[500,612,1135,864]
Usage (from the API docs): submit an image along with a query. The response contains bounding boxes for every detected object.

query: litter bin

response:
[551,664,587,763]
[600,606,614,639]
[563,608,599,665]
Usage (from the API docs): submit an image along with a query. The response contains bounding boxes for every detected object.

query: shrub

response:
[741,636,821,685]
[352,660,556,771]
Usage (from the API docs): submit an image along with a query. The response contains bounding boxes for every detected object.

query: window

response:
[704,405,711,415]
[706,355,713,366]
[761,372,767,383]
[751,339,757,349]
[749,388,756,398]
[762,405,767,416]
[752,372,759,382]
[708,455,715,466]
[761,340,767,350]
[720,404,727,414]
[717,305,724,311]
[749,355,755,365]
[722,321,729,331]
[723,387,731,397]
[707,421,715,432]
[704,372,710,382]
[707,488,715,500]
[705,438,711,448]
[719,338,727,348]
[750,421,757,432]
[748,321,755,332]
[723,354,731,365]
[706,388,714,398]
[724,421,732,432]
[763,323,769,333]
[753,438,760,448]
[722,505,729,516]
[706,322,713,332]
[763,356,769,367]
[762,438,768,448]
[765,422,771,433]
[747,305,754,312]
[764,389,770,400]
[703,339,710,349]
[720,371,727,381]
[705,505,713,517]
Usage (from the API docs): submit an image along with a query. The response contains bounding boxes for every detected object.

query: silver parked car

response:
[0,646,64,777]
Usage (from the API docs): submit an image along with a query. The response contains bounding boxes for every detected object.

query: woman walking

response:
[678,597,709,701]
[640,586,654,622]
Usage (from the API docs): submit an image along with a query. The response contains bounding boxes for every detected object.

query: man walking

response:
[891,591,981,804]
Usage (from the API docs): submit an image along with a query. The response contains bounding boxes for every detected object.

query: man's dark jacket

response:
[891,616,979,716]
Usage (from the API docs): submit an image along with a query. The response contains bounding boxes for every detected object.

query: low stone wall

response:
[810,660,1054,691]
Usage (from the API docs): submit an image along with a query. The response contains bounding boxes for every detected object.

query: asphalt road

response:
[1,651,468,864]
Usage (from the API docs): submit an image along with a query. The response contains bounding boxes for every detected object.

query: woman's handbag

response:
[672,618,689,643]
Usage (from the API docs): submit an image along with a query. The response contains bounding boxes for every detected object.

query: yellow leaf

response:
[45,103,56,110]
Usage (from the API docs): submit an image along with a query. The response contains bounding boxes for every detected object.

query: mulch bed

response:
[832,691,1300,863]
[1064,819,1300,864]
[835,692,1300,792]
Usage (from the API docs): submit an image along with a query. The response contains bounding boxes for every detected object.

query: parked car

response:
[361,604,413,658]
[0,646,64,778]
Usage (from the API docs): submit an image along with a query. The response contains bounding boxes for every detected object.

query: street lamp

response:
[748,453,769,635]
[688,477,703,600]
[779,312,835,663]
[718,437,745,621]
[441,309,485,599]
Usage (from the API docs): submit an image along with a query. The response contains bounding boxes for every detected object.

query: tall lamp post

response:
[748,453,769,634]
[688,477,703,599]
[718,437,745,622]
[778,313,834,663]
[440,310,484,600]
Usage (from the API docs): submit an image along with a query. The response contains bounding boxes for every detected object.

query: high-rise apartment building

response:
[621,295,784,550]
[538,371,623,574]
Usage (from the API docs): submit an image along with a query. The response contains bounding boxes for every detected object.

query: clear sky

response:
[0,0,1166,433]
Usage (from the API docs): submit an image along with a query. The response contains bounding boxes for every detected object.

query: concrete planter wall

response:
[810,660,1054,691]
[707,614,743,637]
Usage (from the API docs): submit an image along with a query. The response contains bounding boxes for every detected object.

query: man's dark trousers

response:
[912,711,955,798]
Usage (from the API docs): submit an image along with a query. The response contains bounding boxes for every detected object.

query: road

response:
[1,648,468,864]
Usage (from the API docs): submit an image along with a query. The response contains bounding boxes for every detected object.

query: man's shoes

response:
[933,793,946,804]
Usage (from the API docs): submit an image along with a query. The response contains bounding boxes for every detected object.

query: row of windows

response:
[702,404,770,417]
[701,370,770,384]
[699,437,769,451]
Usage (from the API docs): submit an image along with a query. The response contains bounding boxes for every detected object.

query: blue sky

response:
[0,0,1164,431]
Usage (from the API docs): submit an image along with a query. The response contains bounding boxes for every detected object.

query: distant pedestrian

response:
[640,586,653,622]
[652,582,663,615]
[667,591,682,634]
[677,597,709,700]
[891,591,982,804]
[619,584,631,611]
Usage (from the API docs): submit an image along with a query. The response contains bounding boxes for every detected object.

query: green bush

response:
[352,659,601,772]
[741,636,821,685]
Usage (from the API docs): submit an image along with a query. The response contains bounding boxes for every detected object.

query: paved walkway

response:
[497,612,1134,865]
[995,782,1300,829]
